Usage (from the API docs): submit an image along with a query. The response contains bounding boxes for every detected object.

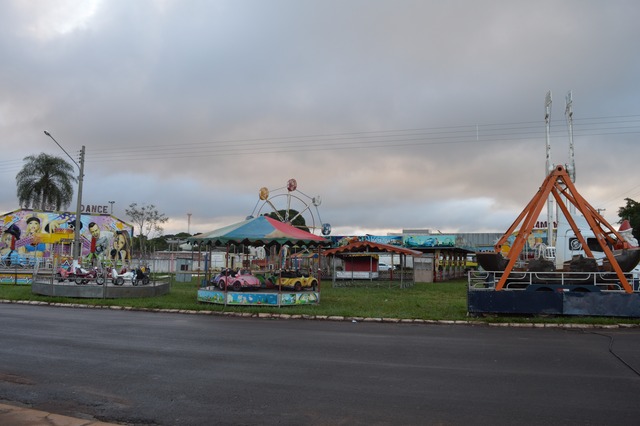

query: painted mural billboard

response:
[331,235,403,246]
[1,209,133,266]
[403,234,456,248]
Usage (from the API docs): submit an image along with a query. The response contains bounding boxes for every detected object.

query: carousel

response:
[191,180,331,307]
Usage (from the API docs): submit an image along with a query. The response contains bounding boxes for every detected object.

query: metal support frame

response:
[493,165,633,293]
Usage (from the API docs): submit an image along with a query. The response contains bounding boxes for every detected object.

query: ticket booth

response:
[175,258,193,282]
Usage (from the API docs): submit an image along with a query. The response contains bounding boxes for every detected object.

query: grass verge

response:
[1,278,639,325]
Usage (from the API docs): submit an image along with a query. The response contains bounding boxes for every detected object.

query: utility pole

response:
[75,146,85,259]
[44,131,85,260]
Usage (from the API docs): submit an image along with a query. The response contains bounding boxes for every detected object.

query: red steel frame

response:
[493,165,633,292]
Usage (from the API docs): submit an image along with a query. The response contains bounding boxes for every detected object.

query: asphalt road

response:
[1,304,640,425]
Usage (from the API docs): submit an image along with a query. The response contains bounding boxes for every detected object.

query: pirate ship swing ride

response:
[468,92,640,317]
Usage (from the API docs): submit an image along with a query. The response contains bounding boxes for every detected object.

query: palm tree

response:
[16,153,77,211]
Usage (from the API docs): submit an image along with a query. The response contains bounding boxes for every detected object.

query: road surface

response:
[1,304,639,425]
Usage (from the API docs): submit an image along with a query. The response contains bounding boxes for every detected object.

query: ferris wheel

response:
[249,178,331,236]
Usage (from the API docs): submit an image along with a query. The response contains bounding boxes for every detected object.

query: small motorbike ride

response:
[55,264,75,282]
[110,266,151,286]
[56,260,101,285]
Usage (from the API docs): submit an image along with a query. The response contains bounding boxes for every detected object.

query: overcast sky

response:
[2,0,640,237]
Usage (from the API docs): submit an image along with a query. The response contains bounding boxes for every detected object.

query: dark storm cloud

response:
[1,0,640,236]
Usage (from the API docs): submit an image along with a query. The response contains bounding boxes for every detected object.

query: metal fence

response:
[331,269,415,288]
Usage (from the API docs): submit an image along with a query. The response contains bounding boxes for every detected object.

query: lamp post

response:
[109,201,115,214]
[44,131,85,260]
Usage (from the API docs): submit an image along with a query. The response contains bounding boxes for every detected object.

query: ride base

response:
[468,271,640,318]
[197,286,320,307]
[31,274,170,299]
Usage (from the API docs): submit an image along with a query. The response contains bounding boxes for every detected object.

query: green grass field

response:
[2,277,639,325]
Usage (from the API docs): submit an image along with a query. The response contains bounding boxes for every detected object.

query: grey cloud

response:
[2,0,640,236]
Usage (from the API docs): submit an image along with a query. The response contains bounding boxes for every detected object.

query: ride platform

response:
[468,271,640,317]
[197,286,320,307]
[31,276,170,299]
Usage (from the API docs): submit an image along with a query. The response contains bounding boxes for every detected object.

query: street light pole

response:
[75,146,85,260]
[109,201,115,214]
[44,131,85,260]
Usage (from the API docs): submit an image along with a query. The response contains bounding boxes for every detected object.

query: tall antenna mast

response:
[565,91,575,182]
[545,90,553,176]
[565,91,576,215]
[545,91,554,246]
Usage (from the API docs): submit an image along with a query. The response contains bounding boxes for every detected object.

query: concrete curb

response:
[2,298,639,329]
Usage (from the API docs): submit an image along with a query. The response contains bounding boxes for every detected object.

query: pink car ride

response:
[216,268,261,292]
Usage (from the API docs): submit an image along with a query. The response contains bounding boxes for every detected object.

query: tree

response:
[146,233,193,252]
[125,203,168,256]
[617,198,640,243]
[16,153,76,211]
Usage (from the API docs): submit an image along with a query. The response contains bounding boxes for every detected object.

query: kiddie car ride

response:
[217,268,262,291]
[274,270,318,291]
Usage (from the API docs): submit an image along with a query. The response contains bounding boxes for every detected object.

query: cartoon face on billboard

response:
[1,209,133,262]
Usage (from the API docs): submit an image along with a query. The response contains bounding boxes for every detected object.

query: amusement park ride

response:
[468,91,640,317]
[249,178,331,236]
[195,179,329,307]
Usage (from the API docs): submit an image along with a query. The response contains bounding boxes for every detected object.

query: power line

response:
[85,119,640,163]
[2,114,640,167]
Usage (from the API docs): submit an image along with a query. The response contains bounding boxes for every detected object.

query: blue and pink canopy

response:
[187,216,329,247]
